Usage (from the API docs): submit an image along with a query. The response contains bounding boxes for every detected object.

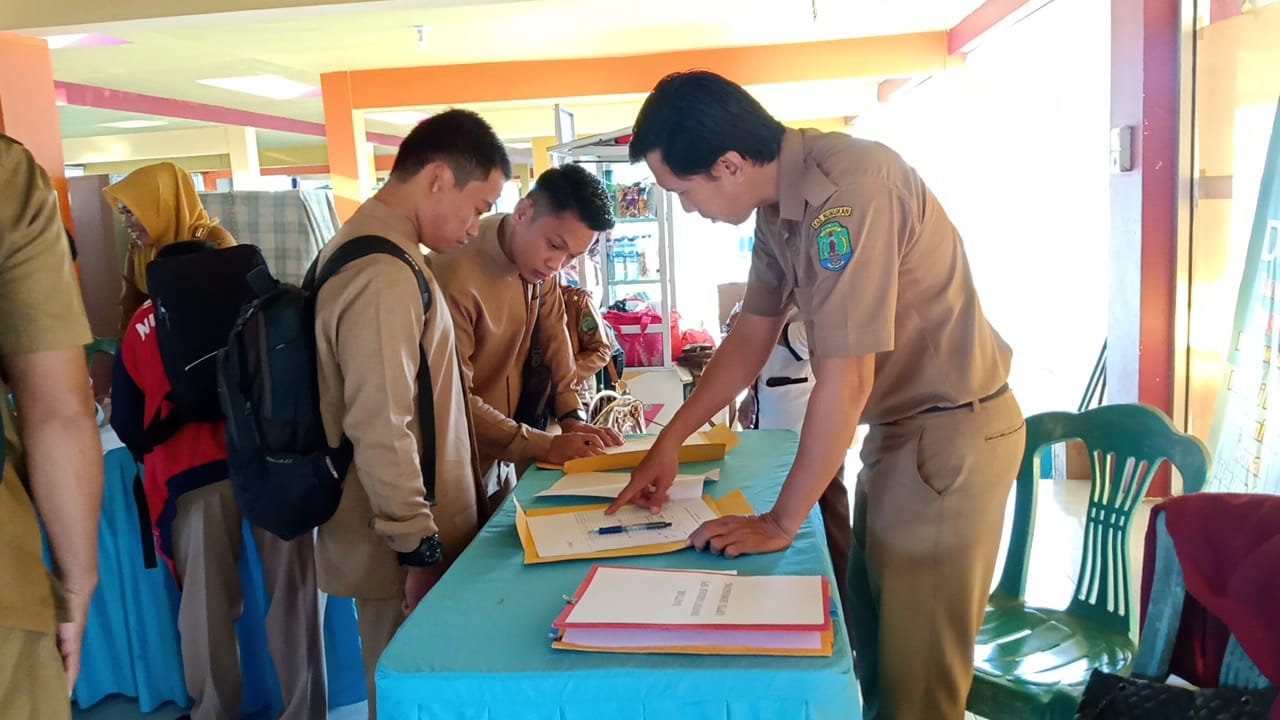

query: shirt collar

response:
[776,129,839,224]
[359,199,422,254]
[777,128,807,223]
[479,213,520,278]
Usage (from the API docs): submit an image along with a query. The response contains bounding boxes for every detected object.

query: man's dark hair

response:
[155,239,216,259]
[628,71,786,178]
[528,164,615,233]
[390,109,513,185]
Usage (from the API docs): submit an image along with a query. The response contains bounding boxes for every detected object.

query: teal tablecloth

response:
[376,429,860,720]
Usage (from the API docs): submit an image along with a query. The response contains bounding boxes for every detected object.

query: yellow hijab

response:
[103,162,235,294]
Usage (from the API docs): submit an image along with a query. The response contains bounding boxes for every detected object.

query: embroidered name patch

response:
[811,206,852,230]
[816,221,853,272]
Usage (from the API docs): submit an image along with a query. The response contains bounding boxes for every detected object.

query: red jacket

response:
[111,301,228,574]
[1140,493,1280,717]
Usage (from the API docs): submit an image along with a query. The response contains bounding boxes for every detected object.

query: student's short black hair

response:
[628,71,786,178]
[390,109,513,186]
[155,239,216,259]
[527,164,615,233]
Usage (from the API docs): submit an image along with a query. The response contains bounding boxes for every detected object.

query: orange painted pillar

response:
[0,33,73,232]
[320,71,370,223]
[531,136,556,179]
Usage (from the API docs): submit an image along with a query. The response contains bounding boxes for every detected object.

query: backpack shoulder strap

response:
[310,234,439,504]
[312,235,431,315]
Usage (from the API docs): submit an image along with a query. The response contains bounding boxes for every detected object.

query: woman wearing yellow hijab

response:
[104,162,236,332]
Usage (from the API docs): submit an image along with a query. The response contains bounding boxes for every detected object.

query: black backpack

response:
[513,285,553,431]
[142,244,268,450]
[217,236,437,541]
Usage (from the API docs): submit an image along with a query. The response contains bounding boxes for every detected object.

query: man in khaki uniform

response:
[428,164,622,502]
[612,72,1026,720]
[312,110,510,718]
[0,134,104,718]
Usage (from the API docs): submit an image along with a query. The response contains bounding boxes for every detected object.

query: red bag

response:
[680,327,716,349]
[604,307,666,368]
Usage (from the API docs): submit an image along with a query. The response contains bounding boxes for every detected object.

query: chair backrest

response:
[993,403,1211,640]
[84,337,119,371]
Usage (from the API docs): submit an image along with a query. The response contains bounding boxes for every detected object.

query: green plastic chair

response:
[84,337,119,370]
[967,403,1211,720]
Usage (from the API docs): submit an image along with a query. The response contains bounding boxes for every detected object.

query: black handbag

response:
[513,284,553,431]
[1076,670,1276,720]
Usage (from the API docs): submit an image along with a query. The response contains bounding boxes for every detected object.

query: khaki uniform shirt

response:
[561,286,611,383]
[313,199,487,599]
[744,129,1012,424]
[0,135,94,633]
[427,214,581,481]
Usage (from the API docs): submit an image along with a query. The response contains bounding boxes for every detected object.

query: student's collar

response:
[481,213,520,278]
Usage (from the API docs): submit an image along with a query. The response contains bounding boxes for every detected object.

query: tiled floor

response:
[72,457,1151,720]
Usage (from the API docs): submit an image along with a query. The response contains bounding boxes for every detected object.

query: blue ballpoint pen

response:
[592,521,673,535]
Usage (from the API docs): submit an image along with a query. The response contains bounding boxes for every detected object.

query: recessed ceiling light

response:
[42,33,130,49]
[43,34,87,49]
[506,142,533,149]
[365,111,430,126]
[196,74,317,100]
[100,120,168,129]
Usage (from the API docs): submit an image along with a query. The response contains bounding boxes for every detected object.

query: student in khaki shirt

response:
[0,134,104,719]
[611,72,1025,720]
[311,110,510,719]
[428,164,622,502]
[560,281,612,405]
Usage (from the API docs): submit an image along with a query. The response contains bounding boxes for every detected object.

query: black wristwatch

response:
[558,409,586,424]
[397,534,444,567]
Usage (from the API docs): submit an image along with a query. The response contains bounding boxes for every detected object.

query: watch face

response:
[423,535,444,562]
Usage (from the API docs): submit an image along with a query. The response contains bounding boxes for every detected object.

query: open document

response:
[513,490,756,564]
[525,497,719,559]
[535,469,720,501]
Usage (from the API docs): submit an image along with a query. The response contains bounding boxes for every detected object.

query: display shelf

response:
[609,278,663,286]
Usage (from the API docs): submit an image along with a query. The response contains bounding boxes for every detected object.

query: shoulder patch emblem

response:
[811,206,852,230]
[581,315,598,334]
[816,221,853,272]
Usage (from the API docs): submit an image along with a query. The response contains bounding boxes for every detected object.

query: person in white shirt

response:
[755,318,812,433]
[745,314,851,605]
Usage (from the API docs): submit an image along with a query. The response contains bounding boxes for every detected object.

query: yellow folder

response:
[514,489,755,565]
[536,424,741,474]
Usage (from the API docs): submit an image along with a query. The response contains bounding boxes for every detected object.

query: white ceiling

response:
[31,0,983,148]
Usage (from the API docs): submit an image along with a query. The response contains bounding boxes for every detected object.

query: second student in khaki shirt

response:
[428,164,622,501]
[311,110,511,719]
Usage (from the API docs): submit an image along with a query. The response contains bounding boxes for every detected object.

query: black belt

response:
[764,376,810,388]
[919,383,1010,415]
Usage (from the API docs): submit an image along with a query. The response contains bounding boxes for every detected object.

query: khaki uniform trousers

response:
[172,481,328,720]
[846,391,1024,720]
